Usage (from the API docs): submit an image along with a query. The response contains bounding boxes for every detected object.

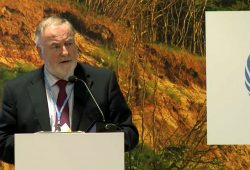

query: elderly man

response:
[0,16,139,164]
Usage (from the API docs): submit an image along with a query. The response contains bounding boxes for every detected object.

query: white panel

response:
[15,133,124,170]
[206,11,250,144]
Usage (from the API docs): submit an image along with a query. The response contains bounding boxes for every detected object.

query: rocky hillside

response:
[0,0,249,169]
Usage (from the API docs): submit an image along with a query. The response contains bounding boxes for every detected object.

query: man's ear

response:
[36,45,43,60]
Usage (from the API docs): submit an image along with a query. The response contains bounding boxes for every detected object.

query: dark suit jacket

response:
[0,63,139,164]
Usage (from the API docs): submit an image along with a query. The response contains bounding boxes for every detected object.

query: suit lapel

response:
[27,66,51,131]
[26,64,94,131]
[71,63,93,131]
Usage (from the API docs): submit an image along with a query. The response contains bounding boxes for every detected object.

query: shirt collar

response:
[44,67,74,87]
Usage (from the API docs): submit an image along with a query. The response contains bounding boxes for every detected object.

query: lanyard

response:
[44,72,74,129]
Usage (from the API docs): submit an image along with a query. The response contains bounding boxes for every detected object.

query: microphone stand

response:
[75,78,105,122]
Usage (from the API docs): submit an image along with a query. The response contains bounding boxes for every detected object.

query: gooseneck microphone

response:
[68,76,105,122]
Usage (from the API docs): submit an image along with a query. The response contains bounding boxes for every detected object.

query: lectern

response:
[15,132,124,170]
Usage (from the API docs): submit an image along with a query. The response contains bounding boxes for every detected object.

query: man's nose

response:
[62,46,69,56]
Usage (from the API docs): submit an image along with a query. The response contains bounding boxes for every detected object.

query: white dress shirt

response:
[44,68,74,132]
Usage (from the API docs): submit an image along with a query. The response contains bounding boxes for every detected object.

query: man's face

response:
[37,23,78,79]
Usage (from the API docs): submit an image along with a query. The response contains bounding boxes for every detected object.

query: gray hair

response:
[35,16,75,45]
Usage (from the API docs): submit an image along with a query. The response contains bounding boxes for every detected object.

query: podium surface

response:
[15,132,124,170]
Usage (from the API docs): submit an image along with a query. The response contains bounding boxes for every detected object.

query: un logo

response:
[245,55,250,94]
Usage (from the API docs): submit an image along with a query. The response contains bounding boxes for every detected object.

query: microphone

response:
[68,76,116,132]
[68,76,105,122]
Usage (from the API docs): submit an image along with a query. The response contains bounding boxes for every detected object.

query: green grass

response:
[165,87,180,101]
[157,84,181,102]
[0,62,37,104]
[177,87,192,99]
[140,81,182,101]
[91,45,127,71]
[146,81,155,88]
[150,42,206,60]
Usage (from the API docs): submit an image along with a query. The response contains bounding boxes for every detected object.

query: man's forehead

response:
[42,24,74,41]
